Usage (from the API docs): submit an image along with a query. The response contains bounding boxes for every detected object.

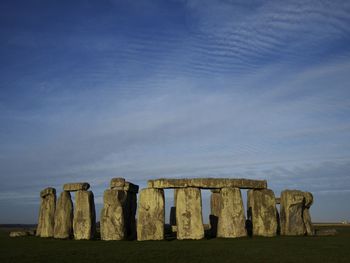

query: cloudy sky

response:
[1,0,350,223]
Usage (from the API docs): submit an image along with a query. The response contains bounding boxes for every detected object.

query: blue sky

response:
[1,0,350,223]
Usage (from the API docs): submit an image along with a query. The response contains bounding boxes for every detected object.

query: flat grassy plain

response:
[1,226,350,263]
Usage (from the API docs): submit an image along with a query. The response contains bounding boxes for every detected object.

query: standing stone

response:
[176,187,204,240]
[36,187,56,237]
[100,189,126,241]
[280,190,306,236]
[54,191,73,239]
[217,187,246,238]
[73,190,96,240]
[209,191,221,237]
[303,192,314,236]
[137,188,165,241]
[247,189,278,237]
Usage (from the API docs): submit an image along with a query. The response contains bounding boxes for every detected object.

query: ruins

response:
[36,177,315,241]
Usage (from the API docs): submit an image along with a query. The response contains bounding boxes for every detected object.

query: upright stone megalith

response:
[100,189,126,241]
[109,179,139,240]
[137,188,165,241]
[209,191,221,237]
[36,187,56,237]
[54,191,73,239]
[280,190,314,236]
[217,187,246,238]
[303,192,314,236]
[73,190,96,240]
[247,189,278,237]
[176,187,204,240]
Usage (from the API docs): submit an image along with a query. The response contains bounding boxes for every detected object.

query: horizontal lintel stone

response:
[147,178,267,189]
[63,182,90,192]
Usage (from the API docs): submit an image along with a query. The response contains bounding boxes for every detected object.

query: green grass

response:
[1,227,350,263]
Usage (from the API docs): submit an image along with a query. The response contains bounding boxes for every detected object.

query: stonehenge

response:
[247,189,278,237]
[137,188,165,241]
[36,187,56,237]
[176,187,204,240]
[73,190,96,240]
[54,191,73,239]
[280,190,314,236]
[36,178,315,241]
[217,187,246,238]
[100,178,139,240]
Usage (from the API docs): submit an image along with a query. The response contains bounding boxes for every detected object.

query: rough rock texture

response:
[54,191,73,239]
[280,190,314,236]
[247,189,278,237]
[100,189,126,241]
[36,189,56,237]
[217,188,246,238]
[148,178,267,189]
[110,177,126,188]
[176,187,204,240]
[111,182,139,193]
[73,190,96,240]
[40,187,56,198]
[63,182,90,192]
[209,192,221,237]
[9,231,31,237]
[303,192,314,236]
[210,192,221,217]
[137,188,165,241]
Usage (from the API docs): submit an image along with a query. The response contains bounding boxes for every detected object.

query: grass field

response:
[1,226,350,263]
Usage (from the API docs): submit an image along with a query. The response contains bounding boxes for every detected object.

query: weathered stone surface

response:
[209,192,221,237]
[280,190,313,236]
[303,192,314,236]
[210,192,221,217]
[36,189,56,237]
[315,228,337,236]
[137,188,165,241]
[148,178,267,189]
[9,231,30,237]
[100,189,126,241]
[111,182,139,193]
[176,187,204,240]
[63,182,90,192]
[110,177,126,188]
[247,189,278,237]
[54,191,73,239]
[217,188,246,238]
[73,190,96,240]
[40,187,56,198]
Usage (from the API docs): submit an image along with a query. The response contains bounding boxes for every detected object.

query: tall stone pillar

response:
[247,189,278,237]
[100,189,126,240]
[209,190,221,237]
[217,187,246,238]
[137,188,165,241]
[36,187,56,237]
[54,191,73,239]
[73,190,96,240]
[303,192,314,236]
[280,190,314,236]
[176,187,204,240]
